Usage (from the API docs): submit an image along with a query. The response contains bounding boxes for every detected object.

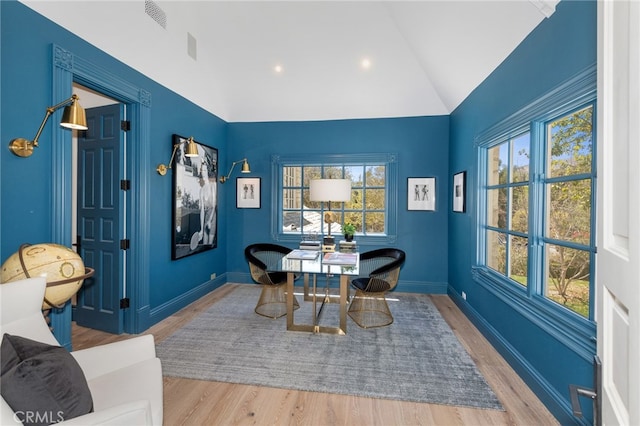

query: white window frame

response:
[270,153,398,246]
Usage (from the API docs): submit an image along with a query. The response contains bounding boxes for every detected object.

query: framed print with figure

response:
[453,171,466,213]
[408,177,436,211]
[237,177,261,209]
[171,134,218,260]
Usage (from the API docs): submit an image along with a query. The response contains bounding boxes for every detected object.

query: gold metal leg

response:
[339,274,348,334]
[303,272,313,301]
[286,271,347,335]
[312,272,318,331]
[286,271,295,330]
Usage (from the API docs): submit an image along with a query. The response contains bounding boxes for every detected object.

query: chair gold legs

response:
[255,282,299,319]
[347,289,393,328]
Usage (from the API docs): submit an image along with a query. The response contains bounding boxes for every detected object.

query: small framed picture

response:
[453,171,466,213]
[236,177,260,208]
[408,177,436,211]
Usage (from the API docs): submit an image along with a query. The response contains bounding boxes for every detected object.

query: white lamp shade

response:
[309,179,351,202]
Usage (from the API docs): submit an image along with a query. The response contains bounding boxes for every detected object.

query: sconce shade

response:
[184,137,198,157]
[60,100,88,130]
[241,159,251,173]
[309,179,352,202]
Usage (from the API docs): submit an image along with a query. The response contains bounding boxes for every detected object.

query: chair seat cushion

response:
[1,334,93,425]
[351,277,391,293]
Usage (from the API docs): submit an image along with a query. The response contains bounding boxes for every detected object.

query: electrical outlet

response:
[461,291,467,300]
[210,273,216,280]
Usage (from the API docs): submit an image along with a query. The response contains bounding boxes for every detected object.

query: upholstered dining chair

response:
[245,243,300,318]
[348,248,406,328]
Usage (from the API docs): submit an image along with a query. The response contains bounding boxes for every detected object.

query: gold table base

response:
[286,271,349,335]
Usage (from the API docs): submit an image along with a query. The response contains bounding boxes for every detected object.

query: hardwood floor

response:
[72,284,559,425]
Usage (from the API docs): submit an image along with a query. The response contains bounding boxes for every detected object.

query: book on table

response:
[286,249,320,260]
[322,252,358,265]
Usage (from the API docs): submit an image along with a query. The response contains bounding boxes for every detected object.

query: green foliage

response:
[342,222,356,236]
[545,106,593,317]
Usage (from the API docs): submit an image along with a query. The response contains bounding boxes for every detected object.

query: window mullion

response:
[528,122,546,297]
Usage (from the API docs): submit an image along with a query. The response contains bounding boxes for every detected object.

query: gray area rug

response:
[156,285,503,410]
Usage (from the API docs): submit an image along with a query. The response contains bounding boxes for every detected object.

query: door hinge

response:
[121,120,131,131]
[120,239,130,250]
[120,179,131,191]
[119,298,130,309]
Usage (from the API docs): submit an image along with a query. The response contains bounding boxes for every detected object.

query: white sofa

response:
[1,277,163,425]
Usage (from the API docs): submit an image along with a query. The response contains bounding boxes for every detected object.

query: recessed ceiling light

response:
[274,64,283,74]
[361,58,372,70]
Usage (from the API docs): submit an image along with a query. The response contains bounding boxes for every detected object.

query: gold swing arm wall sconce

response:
[8,94,88,158]
[219,158,250,183]
[156,136,199,175]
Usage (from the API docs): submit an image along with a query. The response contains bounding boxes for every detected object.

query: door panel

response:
[75,103,124,334]
[597,1,640,424]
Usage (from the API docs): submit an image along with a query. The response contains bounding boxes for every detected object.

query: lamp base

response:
[322,244,336,253]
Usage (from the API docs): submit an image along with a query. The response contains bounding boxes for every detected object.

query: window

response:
[272,153,398,244]
[543,106,594,318]
[486,133,530,286]
[477,68,596,324]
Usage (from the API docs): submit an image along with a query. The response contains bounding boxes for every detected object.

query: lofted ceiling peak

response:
[21,0,558,122]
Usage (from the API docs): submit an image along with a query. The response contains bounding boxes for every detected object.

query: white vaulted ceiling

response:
[20,0,558,122]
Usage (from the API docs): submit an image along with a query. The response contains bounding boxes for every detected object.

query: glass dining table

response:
[269,252,360,335]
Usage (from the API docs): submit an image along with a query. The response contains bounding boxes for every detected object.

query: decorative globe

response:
[1,243,94,310]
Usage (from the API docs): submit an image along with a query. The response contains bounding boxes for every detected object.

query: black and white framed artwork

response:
[171,134,218,259]
[407,177,436,211]
[453,171,466,213]
[236,177,261,209]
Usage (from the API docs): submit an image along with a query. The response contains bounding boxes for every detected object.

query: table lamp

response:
[309,178,351,250]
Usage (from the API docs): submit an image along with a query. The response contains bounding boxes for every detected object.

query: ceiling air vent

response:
[145,0,167,29]
[187,32,197,60]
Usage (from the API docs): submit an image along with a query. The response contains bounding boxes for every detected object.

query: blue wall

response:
[1,1,228,327]
[448,1,597,424]
[225,117,450,292]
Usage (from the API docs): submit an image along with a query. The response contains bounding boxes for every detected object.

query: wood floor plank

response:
[72,284,558,425]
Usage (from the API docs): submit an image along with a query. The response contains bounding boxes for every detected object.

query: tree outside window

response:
[281,163,386,237]
[544,105,594,317]
[486,133,530,286]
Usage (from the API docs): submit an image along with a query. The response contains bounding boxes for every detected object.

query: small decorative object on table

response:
[300,232,321,251]
[339,240,357,253]
[322,243,336,253]
[323,252,358,266]
[286,249,320,260]
[342,222,356,242]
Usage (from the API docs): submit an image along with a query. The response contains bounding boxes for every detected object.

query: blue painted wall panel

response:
[225,116,450,292]
[448,1,597,424]
[0,2,227,313]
